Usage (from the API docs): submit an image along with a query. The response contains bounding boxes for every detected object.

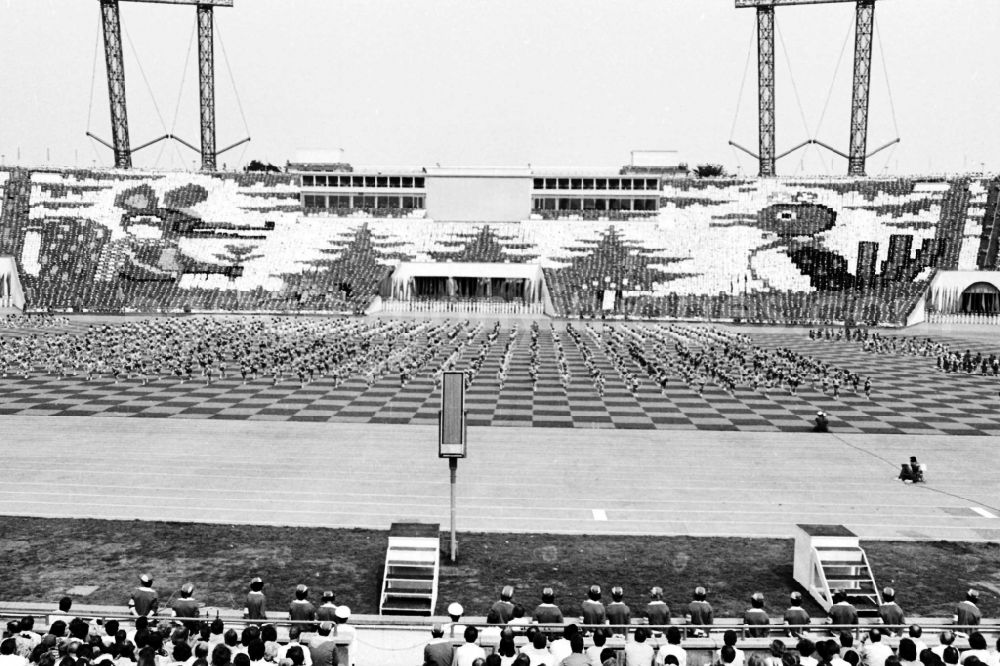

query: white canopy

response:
[928,270,1000,312]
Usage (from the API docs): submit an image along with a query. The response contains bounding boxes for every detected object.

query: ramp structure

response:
[793,524,882,616]
[379,522,440,616]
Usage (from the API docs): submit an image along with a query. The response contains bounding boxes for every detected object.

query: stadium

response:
[0,0,999,666]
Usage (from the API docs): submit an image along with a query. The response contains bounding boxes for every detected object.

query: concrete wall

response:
[425,175,532,222]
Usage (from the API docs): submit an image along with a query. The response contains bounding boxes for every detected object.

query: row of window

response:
[301,175,426,189]
[303,194,426,209]
[532,197,658,211]
[533,177,660,191]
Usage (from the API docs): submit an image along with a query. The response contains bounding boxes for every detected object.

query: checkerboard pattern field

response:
[1,320,999,434]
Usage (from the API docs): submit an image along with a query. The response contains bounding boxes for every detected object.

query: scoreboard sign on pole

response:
[439,371,467,458]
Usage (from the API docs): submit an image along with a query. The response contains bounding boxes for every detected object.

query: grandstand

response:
[0,166,997,325]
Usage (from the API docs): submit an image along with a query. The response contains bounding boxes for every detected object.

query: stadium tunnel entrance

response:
[928,270,1000,315]
[960,281,1000,314]
[380,262,551,314]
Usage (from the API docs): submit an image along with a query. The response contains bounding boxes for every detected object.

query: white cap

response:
[334,606,350,620]
[447,602,464,616]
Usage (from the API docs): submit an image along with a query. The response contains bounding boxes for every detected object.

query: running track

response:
[0,414,998,541]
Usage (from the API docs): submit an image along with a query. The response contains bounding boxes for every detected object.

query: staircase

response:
[379,522,440,616]
[793,524,882,617]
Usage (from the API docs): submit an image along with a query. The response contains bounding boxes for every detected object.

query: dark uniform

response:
[644,601,670,629]
[582,599,607,627]
[687,599,713,636]
[784,605,810,636]
[532,603,564,624]
[129,585,158,617]
[828,601,859,627]
[956,600,981,627]
[489,599,515,624]
[246,591,267,621]
[878,602,905,630]
[289,599,317,622]
[743,608,770,638]
[606,602,631,633]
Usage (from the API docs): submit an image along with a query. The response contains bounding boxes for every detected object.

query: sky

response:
[0,0,997,176]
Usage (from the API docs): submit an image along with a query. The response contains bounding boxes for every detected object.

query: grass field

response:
[0,516,997,619]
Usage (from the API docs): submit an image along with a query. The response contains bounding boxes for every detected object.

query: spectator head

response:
[798,639,816,657]
[430,623,444,639]
[173,643,192,663]
[512,655,531,666]
[593,632,607,647]
[635,628,648,643]
[650,587,664,600]
[284,647,303,666]
[19,616,35,632]
[135,617,149,633]
[294,585,308,601]
[563,624,579,640]
[1,639,17,656]
[942,648,959,666]
[50,620,67,637]
[832,590,846,604]
[667,627,682,645]
[840,632,854,649]
[770,640,786,658]
[104,620,119,636]
[6,621,19,635]
[694,586,707,601]
[966,589,979,603]
[69,618,89,640]
[139,574,153,587]
[59,597,73,613]
[783,654,801,666]
[898,639,917,662]
[748,655,768,666]
[938,631,955,647]
[541,588,555,604]
[287,626,301,642]
[885,657,901,666]
[751,592,765,608]
[260,625,277,643]
[498,630,516,658]
[967,633,987,651]
[868,629,882,643]
[500,586,514,601]
[249,577,264,593]
[171,627,189,645]
[845,652,860,666]
[210,645,231,666]
[531,632,547,650]
[321,591,335,604]
[790,592,803,606]
[665,657,680,666]
[883,588,896,602]
[824,640,841,658]
[909,625,922,639]
[601,649,617,666]
[210,618,224,636]
[317,623,332,638]
[223,629,239,648]
[919,649,938,666]
[485,656,502,666]
[721,646,737,665]
[333,607,350,625]
[463,626,478,644]
[512,604,525,619]
[233,655,250,666]
[724,630,738,647]
[247,640,265,662]
[194,645,208,661]
[180,583,194,598]
[485,609,501,626]
[611,587,624,602]
[570,635,585,653]
[448,603,464,620]
[588,585,602,601]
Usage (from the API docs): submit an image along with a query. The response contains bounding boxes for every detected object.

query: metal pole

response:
[756,5,776,177]
[848,0,875,176]
[449,457,457,562]
[100,0,132,169]
[198,4,217,171]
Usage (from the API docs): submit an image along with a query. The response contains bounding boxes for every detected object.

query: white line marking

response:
[971,507,997,519]
[592,509,608,521]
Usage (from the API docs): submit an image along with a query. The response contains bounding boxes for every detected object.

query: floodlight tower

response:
[95,0,236,171]
[733,0,886,177]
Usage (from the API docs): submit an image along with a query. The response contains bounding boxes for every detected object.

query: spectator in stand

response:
[716,646,738,666]
[490,587,516,625]
[959,633,995,666]
[744,593,770,638]
[447,604,467,638]
[955,590,982,628]
[644,588,670,632]
[607,587,631,636]
[624,629,655,666]
[656,627,686,666]
[496,629,517,666]
[244,578,267,621]
[172,584,200,631]
[332,607,353,666]
[828,592,859,628]
[719,631,745,666]
[532,589,564,626]
[278,628,312,666]
[897,640,918,666]
[307,624,337,666]
[289,586,316,625]
[508,606,530,630]
[878,589,905,635]
[519,631,552,666]
[585,632,607,666]
[549,626,577,666]
[55,597,73,617]
[247,641,267,666]
[862,629,893,666]
[316,593,338,622]
[171,643,193,666]
[941,649,959,666]
[211,645,232,666]
[932,633,956,660]
[784,593,811,637]
[15,618,40,657]
[581,587,607,631]
[907,626,928,656]
[422,624,452,666]
[824,639,848,666]
[557,635,589,666]
[0,638,28,666]
[454,627,485,666]
[765,641,786,666]
[129,574,158,618]
[686,587,713,638]
[798,640,818,666]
